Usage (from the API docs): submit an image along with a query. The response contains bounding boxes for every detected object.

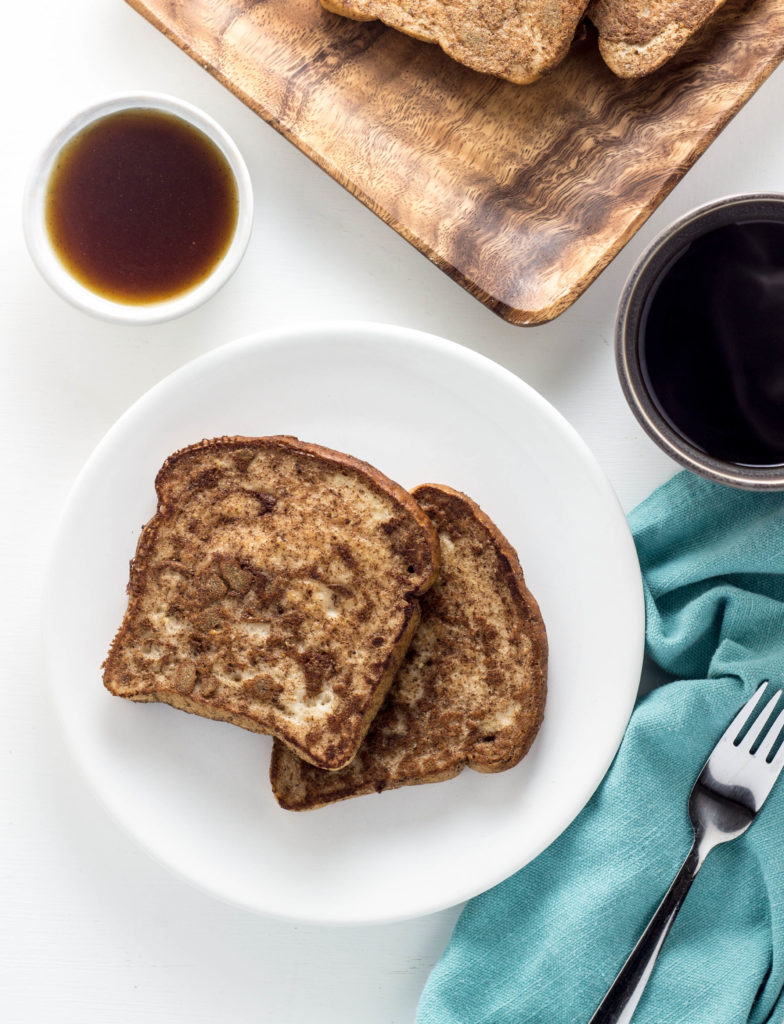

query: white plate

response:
[44,322,644,925]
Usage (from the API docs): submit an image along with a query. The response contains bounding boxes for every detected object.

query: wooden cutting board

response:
[124,0,784,325]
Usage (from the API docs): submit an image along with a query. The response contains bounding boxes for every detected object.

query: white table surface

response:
[3,3,783,1021]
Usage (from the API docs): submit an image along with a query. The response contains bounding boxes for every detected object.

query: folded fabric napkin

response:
[417,470,784,1024]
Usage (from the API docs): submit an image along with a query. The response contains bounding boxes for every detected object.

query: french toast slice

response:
[102,436,440,771]
[270,483,547,809]
[321,0,590,85]
[587,0,729,78]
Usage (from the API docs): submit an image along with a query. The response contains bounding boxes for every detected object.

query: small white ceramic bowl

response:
[23,93,253,324]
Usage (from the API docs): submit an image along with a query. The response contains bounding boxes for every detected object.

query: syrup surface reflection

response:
[45,108,239,305]
[640,220,784,467]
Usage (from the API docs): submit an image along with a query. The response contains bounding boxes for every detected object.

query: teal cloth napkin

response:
[417,471,784,1024]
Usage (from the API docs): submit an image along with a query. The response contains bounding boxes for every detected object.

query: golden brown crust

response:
[271,483,548,809]
[588,0,729,77]
[103,436,440,771]
[321,0,591,85]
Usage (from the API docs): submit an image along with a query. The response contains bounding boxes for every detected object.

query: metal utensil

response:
[590,682,784,1024]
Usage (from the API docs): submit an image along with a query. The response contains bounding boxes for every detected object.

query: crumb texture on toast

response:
[321,0,591,84]
[271,483,548,809]
[102,437,440,771]
[588,0,728,77]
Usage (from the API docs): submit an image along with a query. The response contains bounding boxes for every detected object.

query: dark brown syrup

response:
[45,108,239,304]
[640,219,784,467]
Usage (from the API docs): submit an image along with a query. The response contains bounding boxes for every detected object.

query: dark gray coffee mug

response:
[616,193,784,491]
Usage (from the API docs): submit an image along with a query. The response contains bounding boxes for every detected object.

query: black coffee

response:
[639,219,784,467]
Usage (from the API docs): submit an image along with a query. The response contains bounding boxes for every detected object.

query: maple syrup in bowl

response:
[617,194,784,490]
[24,94,253,323]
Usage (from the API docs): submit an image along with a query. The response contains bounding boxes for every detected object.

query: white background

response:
[2,2,783,1022]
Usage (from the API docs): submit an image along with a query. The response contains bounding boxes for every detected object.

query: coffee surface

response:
[45,108,238,304]
[640,219,784,467]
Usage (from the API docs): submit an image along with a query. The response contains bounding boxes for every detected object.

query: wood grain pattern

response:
[123,0,784,325]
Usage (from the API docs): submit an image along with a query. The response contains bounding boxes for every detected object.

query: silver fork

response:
[589,681,784,1024]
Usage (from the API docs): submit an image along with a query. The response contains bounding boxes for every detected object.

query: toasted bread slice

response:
[321,0,590,85]
[270,483,547,809]
[102,437,440,771]
[588,0,728,77]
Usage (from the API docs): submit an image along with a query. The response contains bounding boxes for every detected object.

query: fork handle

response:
[588,841,704,1024]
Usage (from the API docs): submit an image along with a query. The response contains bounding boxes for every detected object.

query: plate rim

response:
[43,320,644,923]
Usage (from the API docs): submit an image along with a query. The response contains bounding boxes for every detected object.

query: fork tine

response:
[738,690,782,751]
[757,700,784,761]
[772,741,784,773]
[722,681,768,745]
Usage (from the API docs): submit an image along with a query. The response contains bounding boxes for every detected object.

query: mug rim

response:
[616,192,784,490]
[22,92,254,325]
